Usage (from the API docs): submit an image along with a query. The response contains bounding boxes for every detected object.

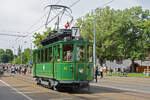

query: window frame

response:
[45,48,48,63]
[76,45,86,62]
[62,43,74,62]
[37,50,41,63]
[41,49,44,63]
[87,45,93,62]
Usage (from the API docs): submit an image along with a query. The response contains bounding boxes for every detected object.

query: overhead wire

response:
[100,0,114,8]
[0,33,26,37]
[10,0,81,48]
[10,0,63,47]
[69,0,80,7]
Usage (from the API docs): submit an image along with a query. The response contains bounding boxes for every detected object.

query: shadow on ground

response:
[56,85,128,94]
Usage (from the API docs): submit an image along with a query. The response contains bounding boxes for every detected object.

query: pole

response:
[30,43,32,64]
[12,47,16,64]
[14,49,16,64]
[93,18,96,67]
[57,16,59,31]
[21,46,22,64]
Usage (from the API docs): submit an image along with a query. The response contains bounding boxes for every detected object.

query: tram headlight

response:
[79,69,83,73]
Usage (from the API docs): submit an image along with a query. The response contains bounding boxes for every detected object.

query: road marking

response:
[0,80,33,100]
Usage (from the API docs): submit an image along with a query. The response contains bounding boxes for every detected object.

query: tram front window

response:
[63,44,73,61]
[77,46,85,61]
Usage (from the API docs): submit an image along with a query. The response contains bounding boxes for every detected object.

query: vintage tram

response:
[33,28,94,90]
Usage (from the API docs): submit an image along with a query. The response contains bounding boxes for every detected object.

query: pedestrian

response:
[110,67,113,74]
[22,67,24,75]
[18,65,21,74]
[24,67,27,75]
[99,65,104,78]
[11,65,15,76]
[95,67,98,82]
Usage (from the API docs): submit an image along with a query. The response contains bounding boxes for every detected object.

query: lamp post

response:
[93,18,96,67]
[30,42,32,65]
[12,47,16,64]
[21,46,22,64]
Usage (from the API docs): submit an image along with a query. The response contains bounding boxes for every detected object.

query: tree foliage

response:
[0,49,13,63]
[33,27,51,47]
[12,48,31,64]
[75,6,150,64]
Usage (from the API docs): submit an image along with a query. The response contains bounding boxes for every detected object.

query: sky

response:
[0,0,149,53]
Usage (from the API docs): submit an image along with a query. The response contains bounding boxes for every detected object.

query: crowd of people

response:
[94,63,129,82]
[0,63,32,76]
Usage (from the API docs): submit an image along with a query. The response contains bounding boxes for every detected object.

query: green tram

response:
[33,28,94,90]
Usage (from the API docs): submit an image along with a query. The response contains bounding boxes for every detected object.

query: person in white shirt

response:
[99,65,104,78]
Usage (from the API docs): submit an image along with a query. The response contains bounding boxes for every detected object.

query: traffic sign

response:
[30,61,32,65]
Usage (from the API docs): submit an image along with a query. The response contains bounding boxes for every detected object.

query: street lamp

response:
[93,18,96,67]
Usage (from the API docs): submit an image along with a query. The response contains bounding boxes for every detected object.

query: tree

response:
[117,7,150,72]
[5,49,13,62]
[0,49,5,62]
[22,48,31,64]
[0,49,14,63]
[75,6,150,71]
[33,27,51,48]
[75,6,125,63]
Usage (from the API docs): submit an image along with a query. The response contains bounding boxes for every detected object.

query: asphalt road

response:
[91,76,150,94]
[0,80,30,100]
[0,73,150,100]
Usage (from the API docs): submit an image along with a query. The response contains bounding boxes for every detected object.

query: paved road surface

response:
[0,80,30,100]
[91,76,150,94]
[0,73,150,100]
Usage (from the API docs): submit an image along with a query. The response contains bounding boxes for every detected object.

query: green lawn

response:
[105,73,150,78]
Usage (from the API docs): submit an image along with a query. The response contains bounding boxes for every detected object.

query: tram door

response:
[53,45,59,79]
[62,44,74,80]
[76,45,86,81]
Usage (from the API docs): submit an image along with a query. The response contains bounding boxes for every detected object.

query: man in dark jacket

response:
[95,67,98,82]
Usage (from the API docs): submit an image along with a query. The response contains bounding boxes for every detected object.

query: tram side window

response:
[87,45,93,62]
[38,50,40,63]
[57,46,60,62]
[41,49,44,63]
[49,47,52,61]
[63,44,73,61]
[45,48,48,62]
[77,46,85,61]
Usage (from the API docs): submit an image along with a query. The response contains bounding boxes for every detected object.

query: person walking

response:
[11,65,15,76]
[99,65,104,78]
[95,67,98,82]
